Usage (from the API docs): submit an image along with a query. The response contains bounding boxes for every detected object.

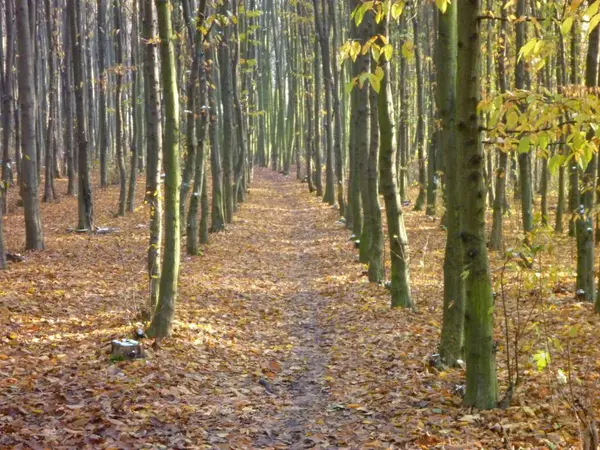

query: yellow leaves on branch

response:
[350,0,406,27]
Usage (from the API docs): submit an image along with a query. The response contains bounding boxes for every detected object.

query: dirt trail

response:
[248,176,338,448]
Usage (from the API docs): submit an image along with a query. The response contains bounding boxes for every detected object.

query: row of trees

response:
[274,0,600,410]
[3,0,600,413]
[0,0,262,338]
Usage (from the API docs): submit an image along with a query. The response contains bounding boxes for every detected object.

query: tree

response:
[575,26,599,303]
[186,1,209,256]
[437,0,464,367]
[147,0,181,339]
[412,8,426,212]
[312,0,336,206]
[489,0,509,251]
[70,0,94,231]
[377,8,412,309]
[141,0,163,313]
[457,0,497,409]
[97,0,109,188]
[114,0,127,217]
[16,0,44,250]
[515,0,533,238]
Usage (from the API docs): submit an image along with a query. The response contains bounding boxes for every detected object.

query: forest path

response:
[246,171,346,448]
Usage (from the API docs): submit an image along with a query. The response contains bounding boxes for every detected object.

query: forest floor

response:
[1,169,599,449]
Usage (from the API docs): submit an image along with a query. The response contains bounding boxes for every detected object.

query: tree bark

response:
[147,0,181,339]
[377,11,412,308]
[457,0,497,409]
[437,0,464,367]
[16,0,44,250]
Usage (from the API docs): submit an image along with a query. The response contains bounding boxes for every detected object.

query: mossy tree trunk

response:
[377,11,412,308]
[457,0,497,410]
[576,26,599,303]
[437,0,464,367]
[147,0,181,339]
[312,0,335,206]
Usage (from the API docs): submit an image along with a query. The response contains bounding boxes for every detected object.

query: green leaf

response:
[589,14,600,34]
[401,41,414,59]
[538,132,549,150]
[532,350,550,371]
[561,16,574,36]
[345,79,356,94]
[435,0,448,13]
[382,44,393,61]
[587,0,600,17]
[518,38,537,62]
[391,1,405,20]
[518,136,530,154]
[368,73,381,93]
[506,110,519,129]
[548,154,565,175]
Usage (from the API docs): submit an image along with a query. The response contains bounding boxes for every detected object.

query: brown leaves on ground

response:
[0,170,598,449]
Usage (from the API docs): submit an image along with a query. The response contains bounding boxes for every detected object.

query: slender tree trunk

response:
[70,0,94,231]
[218,7,235,223]
[457,0,497,410]
[490,1,509,251]
[16,0,44,250]
[147,0,181,339]
[97,0,109,187]
[186,1,208,255]
[366,80,384,283]
[210,51,225,233]
[437,0,464,366]
[329,0,345,216]
[377,11,412,309]
[313,40,323,197]
[568,21,580,237]
[114,0,127,216]
[576,26,599,303]
[141,0,162,313]
[312,0,335,206]
[2,0,14,210]
[127,0,140,213]
[412,11,426,212]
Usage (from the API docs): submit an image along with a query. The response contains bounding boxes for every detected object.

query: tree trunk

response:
[16,0,44,250]
[312,0,335,206]
[437,0,464,367]
[114,0,127,216]
[210,50,226,233]
[412,11,426,212]
[457,0,497,409]
[186,1,209,255]
[490,1,509,251]
[127,0,141,213]
[377,11,412,309]
[147,0,181,339]
[313,40,323,197]
[97,0,109,187]
[576,26,599,303]
[217,7,235,223]
[141,0,163,314]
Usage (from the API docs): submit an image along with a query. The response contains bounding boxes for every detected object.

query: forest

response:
[1,0,600,448]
